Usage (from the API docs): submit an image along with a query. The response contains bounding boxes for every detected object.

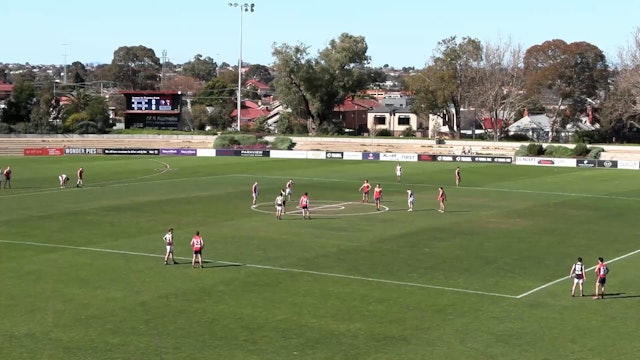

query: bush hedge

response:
[271,136,293,150]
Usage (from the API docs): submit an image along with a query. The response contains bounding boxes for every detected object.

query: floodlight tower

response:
[228,2,255,131]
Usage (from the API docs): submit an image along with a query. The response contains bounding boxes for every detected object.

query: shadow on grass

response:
[596,293,640,300]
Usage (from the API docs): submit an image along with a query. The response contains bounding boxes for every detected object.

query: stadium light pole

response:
[228,2,255,132]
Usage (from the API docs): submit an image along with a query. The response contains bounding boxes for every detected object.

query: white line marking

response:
[516,248,640,298]
[232,174,640,202]
[286,201,352,214]
[0,239,516,299]
[0,159,172,198]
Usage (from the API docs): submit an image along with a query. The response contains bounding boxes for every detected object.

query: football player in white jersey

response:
[569,257,585,297]
[163,228,178,265]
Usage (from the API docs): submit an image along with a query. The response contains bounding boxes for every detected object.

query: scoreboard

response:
[122,91,182,129]
[128,95,178,111]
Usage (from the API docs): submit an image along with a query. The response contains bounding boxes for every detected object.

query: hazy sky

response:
[2,0,639,67]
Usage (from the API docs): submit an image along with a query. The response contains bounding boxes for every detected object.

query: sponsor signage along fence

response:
[379,153,418,162]
[239,150,270,157]
[425,154,513,163]
[343,152,362,160]
[24,148,64,156]
[418,154,435,162]
[215,149,270,157]
[576,159,597,168]
[306,151,326,159]
[160,149,197,156]
[196,149,216,157]
[64,148,100,155]
[103,148,159,155]
[325,151,344,159]
[596,160,617,169]
[215,149,236,157]
[361,152,380,160]
[269,150,306,159]
[516,157,575,167]
[617,160,640,170]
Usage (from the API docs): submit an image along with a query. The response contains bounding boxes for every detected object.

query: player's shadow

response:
[597,293,640,299]
[202,262,244,269]
[386,208,436,212]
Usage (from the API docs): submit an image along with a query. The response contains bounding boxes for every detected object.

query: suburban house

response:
[507,114,552,141]
[229,99,270,125]
[0,82,13,111]
[245,79,272,98]
[333,97,381,134]
[367,105,419,136]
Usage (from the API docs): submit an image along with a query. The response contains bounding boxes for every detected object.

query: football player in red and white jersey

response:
[373,184,383,211]
[190,231,205,269]
[358,180,371,203]
[3,166,11,189]
[299,192,311,220]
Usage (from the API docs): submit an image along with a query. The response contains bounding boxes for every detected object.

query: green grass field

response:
[1,155,639,360]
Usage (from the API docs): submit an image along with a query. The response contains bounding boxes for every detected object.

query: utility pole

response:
[161,50,168,89]
[62,43,69,84]
[228,2,255,132]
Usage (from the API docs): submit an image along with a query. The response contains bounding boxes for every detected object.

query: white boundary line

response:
[230,174,640,202]
[0,159,172,198]
[516,248,640,298]
[5,168,640,202]
[251,200,389,217]
[0,239,516,299]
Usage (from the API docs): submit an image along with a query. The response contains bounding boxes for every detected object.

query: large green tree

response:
[110,45,161,90]
[408,36,483,139]
[244,64,274,85]
[523,39,609,140]
[272,33,371,134]
[182,54,218,82]
[1,80,36,125]
[61,90,111,133]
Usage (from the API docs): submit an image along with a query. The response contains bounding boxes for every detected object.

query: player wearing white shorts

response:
[569,257,585,297]
[59,174,69,188]
[395,163,402,182]
[275,193,284,220]
[407,189,414,211]
[163,228,178,265]
[285,179,294,200]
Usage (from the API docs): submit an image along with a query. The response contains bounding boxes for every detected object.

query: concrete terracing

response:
[2,134,640,161]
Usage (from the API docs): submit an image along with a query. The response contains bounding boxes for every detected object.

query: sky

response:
[2,0,639,68]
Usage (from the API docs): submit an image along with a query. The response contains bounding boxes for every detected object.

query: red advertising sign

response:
[24,148,65,156]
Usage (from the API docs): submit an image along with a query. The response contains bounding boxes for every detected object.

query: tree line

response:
[2,29,640,142]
